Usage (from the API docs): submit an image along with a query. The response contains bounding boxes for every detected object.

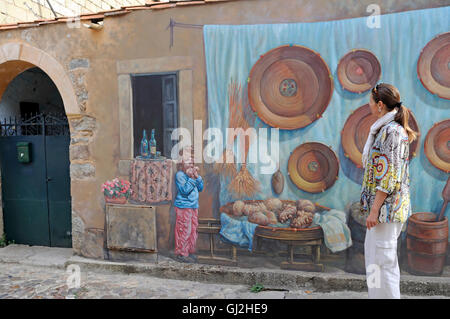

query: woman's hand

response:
[366,210,379,230]
[365,190,388,230]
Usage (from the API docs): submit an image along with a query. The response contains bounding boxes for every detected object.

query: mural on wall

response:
[200,6,449,273]
[100,6,448,274]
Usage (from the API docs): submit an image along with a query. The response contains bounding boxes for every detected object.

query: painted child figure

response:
[174,155,203,263]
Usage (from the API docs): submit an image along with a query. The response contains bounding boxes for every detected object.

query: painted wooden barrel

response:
[406,212,449,276]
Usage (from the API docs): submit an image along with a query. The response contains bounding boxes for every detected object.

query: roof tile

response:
[37,20,60,25]
[103,10,130,16]
[0,25,19,30]
[151,3,178,10]
[176,1,206,6]
[96,8,127,14]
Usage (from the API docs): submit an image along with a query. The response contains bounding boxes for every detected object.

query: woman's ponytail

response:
[372,83,418,143]
[395,104,417,143]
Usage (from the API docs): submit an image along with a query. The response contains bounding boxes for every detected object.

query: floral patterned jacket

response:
[360,120,412,224]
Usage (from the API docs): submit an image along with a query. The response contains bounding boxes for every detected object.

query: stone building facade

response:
[0,0,447,266]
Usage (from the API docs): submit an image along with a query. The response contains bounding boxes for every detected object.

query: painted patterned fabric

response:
[130,159,173,203]
[174,207,198,257]
[360,121,412,223]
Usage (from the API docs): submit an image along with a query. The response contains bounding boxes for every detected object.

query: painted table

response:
[219,200,329,272]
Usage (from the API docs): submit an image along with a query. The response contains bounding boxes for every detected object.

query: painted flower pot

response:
[105,196,127,205]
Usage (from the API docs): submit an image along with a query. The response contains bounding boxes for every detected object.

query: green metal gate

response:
[0,113,72,247]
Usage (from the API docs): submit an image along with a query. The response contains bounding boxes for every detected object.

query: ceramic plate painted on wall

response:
[248,45,333,130]
[337,49,381,93]
[287,142,339,193]
[424,119,450,173]
[417,32,450,100]
[341,104,420,168]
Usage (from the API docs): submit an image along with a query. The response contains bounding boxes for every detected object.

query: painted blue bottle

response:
[140,129,149,158]
[149,129,157,159]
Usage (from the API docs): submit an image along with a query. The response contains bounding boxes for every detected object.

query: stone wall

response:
[69,113,101,257]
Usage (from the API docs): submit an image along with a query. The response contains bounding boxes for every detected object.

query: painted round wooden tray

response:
[337,49,381,93]
[219,199,330,241]
[424,119,450,173]
[287,142,339,193]
[248,45,333,130]
[341,103,420,168]
[417,32,450,100]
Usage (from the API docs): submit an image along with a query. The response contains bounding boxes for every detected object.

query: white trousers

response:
[364,222,403,299]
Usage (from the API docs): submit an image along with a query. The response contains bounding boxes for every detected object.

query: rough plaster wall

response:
[0,0,447,258]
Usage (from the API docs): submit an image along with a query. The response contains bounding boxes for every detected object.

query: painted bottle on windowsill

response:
[140,129,149,158]
[150,128,157,159]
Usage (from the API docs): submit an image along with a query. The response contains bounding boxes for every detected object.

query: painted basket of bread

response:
[219,199,330,241]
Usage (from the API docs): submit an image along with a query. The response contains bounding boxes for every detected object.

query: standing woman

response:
[360,83,417,299]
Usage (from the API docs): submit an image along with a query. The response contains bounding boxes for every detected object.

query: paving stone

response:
[0,262,448,299]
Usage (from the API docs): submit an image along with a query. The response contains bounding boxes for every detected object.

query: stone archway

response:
[0,42,79,116]
[0,42,82,246]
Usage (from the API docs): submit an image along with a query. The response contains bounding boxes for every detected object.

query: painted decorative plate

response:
[341,104,420,168]
[248,45,333,130]
[287,142,339,193]
[417,32,450,100]
[337,49,381,93]
[424,119,450,173]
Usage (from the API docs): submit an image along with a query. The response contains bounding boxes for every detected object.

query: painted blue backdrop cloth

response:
[219,213,258,251]
[203,7,450,233]
[312,209,353,253]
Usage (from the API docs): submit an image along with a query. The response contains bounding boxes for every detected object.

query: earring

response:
[378,107,381,113]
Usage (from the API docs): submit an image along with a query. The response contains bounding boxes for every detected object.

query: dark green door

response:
[0,114,72,247]
[0,135,50,246]
[46,135,72,247]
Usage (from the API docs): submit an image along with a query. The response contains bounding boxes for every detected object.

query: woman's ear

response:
[377,100,386,111]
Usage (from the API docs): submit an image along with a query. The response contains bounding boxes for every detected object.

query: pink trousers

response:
[174,207,198,257]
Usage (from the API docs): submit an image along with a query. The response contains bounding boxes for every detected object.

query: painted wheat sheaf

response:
[218,80,261,197]
[228,164,261,198]
[213,147,237,179]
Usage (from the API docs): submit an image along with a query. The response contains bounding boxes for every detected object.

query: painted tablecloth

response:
[130,158,173,204]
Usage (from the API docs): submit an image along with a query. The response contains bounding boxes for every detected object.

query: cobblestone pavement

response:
[0,263,449,299]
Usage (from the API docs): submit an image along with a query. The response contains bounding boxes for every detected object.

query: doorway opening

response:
[0,66,72,247]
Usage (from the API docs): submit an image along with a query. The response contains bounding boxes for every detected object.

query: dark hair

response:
[371,83,417,142]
